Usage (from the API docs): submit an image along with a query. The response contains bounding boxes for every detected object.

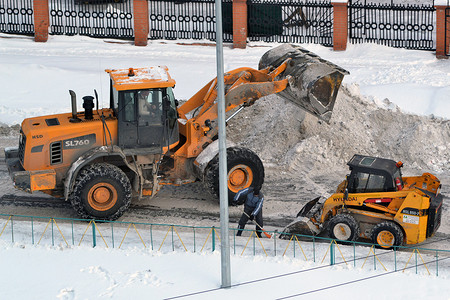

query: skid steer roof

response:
[106,66,176,91]
[347,154,399,176]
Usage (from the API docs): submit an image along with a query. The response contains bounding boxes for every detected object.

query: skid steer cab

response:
[283,154,444,248]
[5,44,350,221]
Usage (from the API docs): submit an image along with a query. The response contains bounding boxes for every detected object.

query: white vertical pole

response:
[215,0,231,289]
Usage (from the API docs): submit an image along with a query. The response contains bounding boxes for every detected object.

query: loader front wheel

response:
[328,214,360,242]
[204,147,264,205]
[371,222,404,249]
[70,163,131,220]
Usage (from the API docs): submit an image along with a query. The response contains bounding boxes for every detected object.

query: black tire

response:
[69,163,131,220]
[204,147,264,205]
[371,221,404,249]
[328,214,360,242]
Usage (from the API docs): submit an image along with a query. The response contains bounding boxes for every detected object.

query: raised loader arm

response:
[175,44,349,159]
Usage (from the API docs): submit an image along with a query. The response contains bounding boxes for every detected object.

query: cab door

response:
[117,89,164,154]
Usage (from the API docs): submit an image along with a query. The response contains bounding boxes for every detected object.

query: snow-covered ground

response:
[0,33,450,299]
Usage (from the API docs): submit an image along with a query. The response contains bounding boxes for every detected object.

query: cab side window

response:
[352,172,386,193]
[122,91,136,122]
[138,89,162,124]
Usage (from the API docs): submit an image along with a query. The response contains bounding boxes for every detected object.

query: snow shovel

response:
[243,212,272,239]
[259,44,349,123]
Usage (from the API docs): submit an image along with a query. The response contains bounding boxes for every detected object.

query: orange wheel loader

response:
[5,44,348,220]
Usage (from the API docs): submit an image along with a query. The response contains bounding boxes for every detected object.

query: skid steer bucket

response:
[259,44,349,123]
[280,197,323,239]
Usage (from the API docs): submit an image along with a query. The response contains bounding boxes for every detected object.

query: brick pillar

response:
[332,1,348,51]
[435,5,449,59]
[33,0,49,42]
[134,0,149,46]
[233,0,247,49]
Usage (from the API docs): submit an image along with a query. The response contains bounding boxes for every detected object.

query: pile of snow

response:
[228,83,450,174]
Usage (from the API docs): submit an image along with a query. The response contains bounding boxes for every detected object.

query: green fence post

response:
[233,230,236,255]
[293,236,296,258]
[436,250,438,276]
[313,236,316,262]
[373,247,376,270]
[92,221,96,248]
[330,240,335,265]
[212,226,215,252]
[150,224,153,250]
[193,227,196,253]
[171,226,174,251]
[273,230,277,257]
[394,247,397,271]
[11,216,14,243]
[71,220,74,246]
[253,233,256,256]
[31,217,34,245]
[111,223,114,248]
[415,251,418,274]
[353,242,356,267]
[51,219,54,246]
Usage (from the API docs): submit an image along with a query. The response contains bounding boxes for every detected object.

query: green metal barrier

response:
[0,213,448,277]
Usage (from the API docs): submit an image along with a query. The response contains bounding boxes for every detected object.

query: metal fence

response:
[349,0,436,50]
[1,213,449,277]
[48,0,134,38]
[148,0,233,42]
[0,0,34,35]
[0,0,447,52]
[247,0,333,46]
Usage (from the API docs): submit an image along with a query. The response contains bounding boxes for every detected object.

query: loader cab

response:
[346,154,403,194]
[107,66,179,154]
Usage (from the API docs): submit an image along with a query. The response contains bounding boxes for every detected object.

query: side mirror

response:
[94,89,99,113]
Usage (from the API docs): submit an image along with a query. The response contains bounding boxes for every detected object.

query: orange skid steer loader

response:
[5,44,348,220]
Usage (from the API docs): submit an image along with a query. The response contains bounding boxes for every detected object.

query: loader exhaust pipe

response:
[259,44,349,123]
[69,90,81,123]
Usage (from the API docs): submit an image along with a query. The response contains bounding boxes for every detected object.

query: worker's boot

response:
[236,225,243,236]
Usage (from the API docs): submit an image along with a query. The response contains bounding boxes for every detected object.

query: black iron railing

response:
[148,0,233,42]
[0,0,34,35]
[0,0,445,52]
[349,0,436,50]
[48,0,134,39]
[247,0,333,46]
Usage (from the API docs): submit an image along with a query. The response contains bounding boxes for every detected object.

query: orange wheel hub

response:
[228,164,253,193]
[377,230,394,248]
[87,182,118,211]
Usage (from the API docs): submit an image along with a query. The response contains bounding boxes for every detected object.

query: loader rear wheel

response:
[371,222,404,249]
[204,147,264,205]
[328,214,360,242]
[70,163,131,221]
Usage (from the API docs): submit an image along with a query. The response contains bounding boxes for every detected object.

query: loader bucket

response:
[259,44,349,123]
[279,197,323,239]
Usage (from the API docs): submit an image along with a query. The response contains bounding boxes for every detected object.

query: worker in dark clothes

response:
[233,186,264,238]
